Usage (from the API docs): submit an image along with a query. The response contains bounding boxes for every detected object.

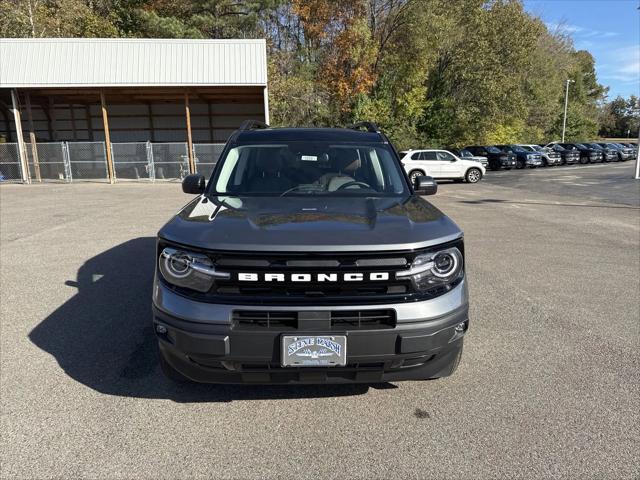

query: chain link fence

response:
[0,141,224,184]
[112,142,153,181]
[152,143,190,181]
[67,142,109,182]
[194,143,224,179]
[27,142,69,182]
[0,143,23,182]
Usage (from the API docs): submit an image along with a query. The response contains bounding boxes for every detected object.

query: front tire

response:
[465,167,482,183]
[409,169,425,184]
[516,159,525,169]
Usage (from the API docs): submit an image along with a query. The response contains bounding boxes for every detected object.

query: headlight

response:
[526,154,534,159]
[158,247,229,292]
[396,247,463,291]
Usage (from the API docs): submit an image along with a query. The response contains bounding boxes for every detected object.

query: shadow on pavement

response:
[29,237,371,402]
[458,199,639,209]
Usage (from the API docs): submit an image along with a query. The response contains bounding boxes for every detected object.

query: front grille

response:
[208,250,415,304]
[160,239,464,305]
[232,309,396,330]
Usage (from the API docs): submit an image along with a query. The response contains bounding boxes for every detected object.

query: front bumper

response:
[525,158,543,166]
[153,278,469,384]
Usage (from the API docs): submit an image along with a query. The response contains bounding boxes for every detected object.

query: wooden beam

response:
[10,89,31,184]
[100,90,115,184]
[184,92,195,174]
[25,93,42,182]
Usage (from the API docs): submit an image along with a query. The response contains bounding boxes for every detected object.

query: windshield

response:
[210,142,408,197]
[486,146,502,153]
[459,149,472,157]
[508,145,527,153]
[588,143,603,149]
[520,145,535,152]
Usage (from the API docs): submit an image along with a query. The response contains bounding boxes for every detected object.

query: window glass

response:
[212,142,408,196]
[424,151,438,160]
[437,151,454,161]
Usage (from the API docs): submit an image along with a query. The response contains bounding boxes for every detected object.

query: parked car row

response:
[399,141,637,183]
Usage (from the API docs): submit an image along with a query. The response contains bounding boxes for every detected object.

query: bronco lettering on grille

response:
[237,272,390,282]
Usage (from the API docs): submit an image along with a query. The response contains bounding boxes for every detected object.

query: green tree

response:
[599,95,640,138]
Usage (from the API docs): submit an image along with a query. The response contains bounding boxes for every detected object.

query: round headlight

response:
[164,252,191,278]
[396,246,463,291]
[432,251,459,278]
[159,247,223,293]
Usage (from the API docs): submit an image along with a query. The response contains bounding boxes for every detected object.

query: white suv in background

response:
[399,149,486,184]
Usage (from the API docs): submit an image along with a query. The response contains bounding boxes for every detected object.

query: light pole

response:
[561,79,575,143]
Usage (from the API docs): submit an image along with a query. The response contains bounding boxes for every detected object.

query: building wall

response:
[0,99,265,144]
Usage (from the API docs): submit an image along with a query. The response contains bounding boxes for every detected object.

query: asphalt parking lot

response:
[1,162,639,479]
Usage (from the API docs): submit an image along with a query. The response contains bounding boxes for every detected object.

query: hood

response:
[158,195,462,252]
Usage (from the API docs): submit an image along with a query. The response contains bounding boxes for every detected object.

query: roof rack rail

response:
[239,119,270,131]
[347,121,381,133]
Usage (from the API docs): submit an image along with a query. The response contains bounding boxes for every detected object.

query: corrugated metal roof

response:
[0,38,267,87]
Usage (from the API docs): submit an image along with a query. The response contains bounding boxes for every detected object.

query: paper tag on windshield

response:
[301,155,318,161]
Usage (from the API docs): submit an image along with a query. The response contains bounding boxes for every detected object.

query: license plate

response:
[281,335,347,367]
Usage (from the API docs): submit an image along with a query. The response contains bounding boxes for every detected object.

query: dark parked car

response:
[585,143,618,162]
[518,145,562,166]
[154,120,469,384]
[558,143,603,164]
[464,145,516,171]
[545,144,580,165]
[448,148,489,168]
[495,144,543,169]
[600,143,634,161]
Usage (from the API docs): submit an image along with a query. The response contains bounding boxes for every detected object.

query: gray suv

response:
[153,121,469,384]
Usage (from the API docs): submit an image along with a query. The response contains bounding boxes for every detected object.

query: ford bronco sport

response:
[153,121,469,384]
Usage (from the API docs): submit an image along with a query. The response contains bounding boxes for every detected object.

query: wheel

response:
[579,156,589,164]
[503,167,512,170]
[465,167,482,183]
[516,159,525,169]
[408,170,425,184]
[159,348,192,383]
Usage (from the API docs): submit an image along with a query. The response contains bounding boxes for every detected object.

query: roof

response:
[0,38,267,88]
[231,128,387,143]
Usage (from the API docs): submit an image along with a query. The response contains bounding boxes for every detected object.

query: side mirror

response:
[414,175,437,196]
[182,174,205,194]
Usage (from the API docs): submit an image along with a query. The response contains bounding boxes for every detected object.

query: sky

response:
[524,0,640,100]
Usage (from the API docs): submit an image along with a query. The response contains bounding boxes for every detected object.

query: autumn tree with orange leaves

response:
[292,0,377,114]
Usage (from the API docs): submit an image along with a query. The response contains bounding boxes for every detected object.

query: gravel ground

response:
[1,162,639,479]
